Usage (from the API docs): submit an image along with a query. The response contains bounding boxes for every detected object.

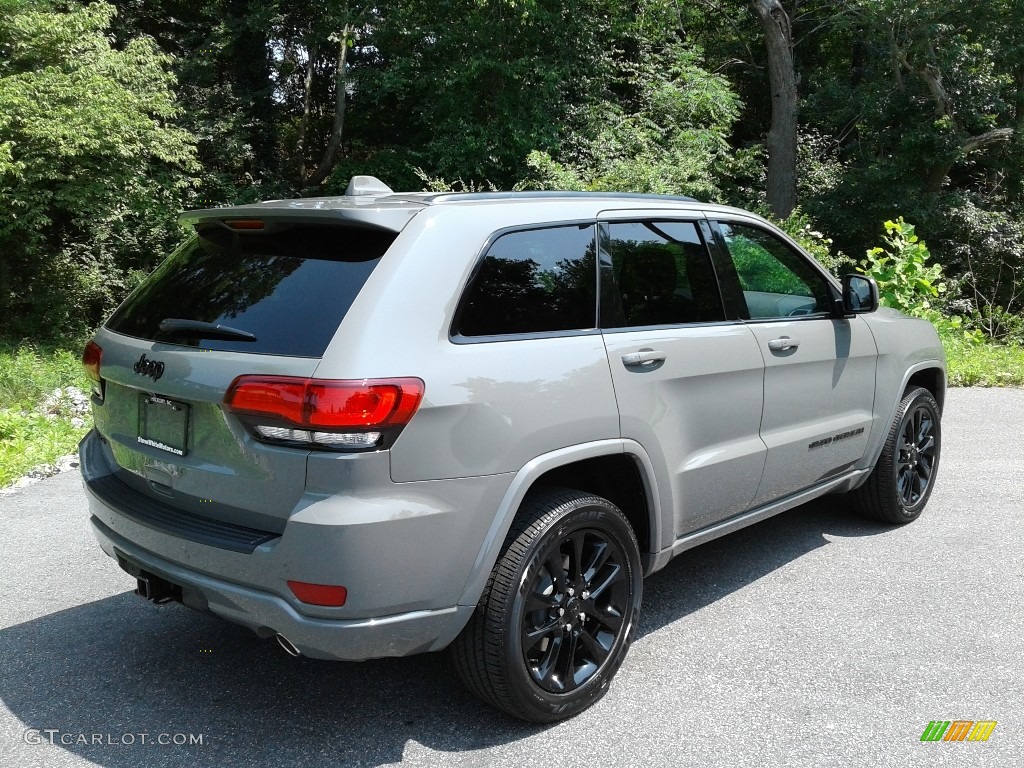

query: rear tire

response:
[450,488,642,723]
[850,387,941,524]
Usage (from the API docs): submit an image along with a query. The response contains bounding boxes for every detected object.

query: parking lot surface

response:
[1,387,1021,767]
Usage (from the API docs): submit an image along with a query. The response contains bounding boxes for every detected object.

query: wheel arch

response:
[859,361,946,480]
[455,440,663,609]
[905,366,946,413]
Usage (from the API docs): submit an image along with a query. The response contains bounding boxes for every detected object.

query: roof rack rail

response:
[420,191,701,204]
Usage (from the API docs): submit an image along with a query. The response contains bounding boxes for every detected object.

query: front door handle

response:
[621,349,666,368]
[767,337,800,352]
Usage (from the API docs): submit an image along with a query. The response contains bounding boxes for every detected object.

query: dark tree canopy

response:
[1,0,1022,342]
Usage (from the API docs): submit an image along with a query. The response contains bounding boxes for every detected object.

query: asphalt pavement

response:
[1,387,1021,767]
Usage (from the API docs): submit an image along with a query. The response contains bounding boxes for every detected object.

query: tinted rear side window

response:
[106,225,395,357]
[601,220,724,327]
[454,224,597,338]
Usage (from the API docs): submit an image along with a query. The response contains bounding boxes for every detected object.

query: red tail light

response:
[224,376,425,430]
[82,340,102,382]
[82,340,103,400]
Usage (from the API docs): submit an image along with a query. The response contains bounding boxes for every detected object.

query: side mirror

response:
[841,274,879,314]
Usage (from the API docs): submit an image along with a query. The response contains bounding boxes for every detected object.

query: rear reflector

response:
[287,581,348,607]
[225,376,424,430]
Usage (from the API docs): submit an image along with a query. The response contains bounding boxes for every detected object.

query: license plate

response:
[138,394,189,456]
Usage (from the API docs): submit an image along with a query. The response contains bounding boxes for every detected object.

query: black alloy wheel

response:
[895,399,938,508]
[521,527,631,693]
[850,386,942,524]
[450,488,642,722]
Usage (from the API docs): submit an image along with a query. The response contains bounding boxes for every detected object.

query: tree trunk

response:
[753,0,798,218]
[306,25,352,188]
[296,41,318,184]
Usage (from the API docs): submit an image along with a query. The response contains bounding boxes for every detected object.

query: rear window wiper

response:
[158,318,257,342]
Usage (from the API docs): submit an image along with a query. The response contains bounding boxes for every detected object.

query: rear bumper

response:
[90,515,472,660]
[79,429,511,660]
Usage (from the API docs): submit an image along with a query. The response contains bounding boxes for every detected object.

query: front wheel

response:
[850,387,941,524]
[450,488,643,722]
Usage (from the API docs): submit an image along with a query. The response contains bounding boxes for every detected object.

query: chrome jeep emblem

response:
[133,354,165,381]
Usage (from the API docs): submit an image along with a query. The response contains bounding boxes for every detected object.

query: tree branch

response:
[962,127,1014,155]
[925,128,1013,193]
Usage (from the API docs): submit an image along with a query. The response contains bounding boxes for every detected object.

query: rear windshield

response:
[106,224,395,357]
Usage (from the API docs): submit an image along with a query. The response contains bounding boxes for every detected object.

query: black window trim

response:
[448,219,602,344]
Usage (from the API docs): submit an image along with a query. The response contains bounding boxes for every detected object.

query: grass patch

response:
[943,336,1024,388]
[0,344,92,488]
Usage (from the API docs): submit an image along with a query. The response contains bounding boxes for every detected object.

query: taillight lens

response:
[82,340,103,399]
[224,376,424,450]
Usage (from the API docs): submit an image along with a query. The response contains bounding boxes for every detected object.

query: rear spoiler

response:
[180,199,423,235]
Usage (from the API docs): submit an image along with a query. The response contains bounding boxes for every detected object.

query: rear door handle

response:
[621,349,666,367]
[767,337,799,352]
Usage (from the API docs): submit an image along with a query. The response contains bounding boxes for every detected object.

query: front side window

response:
[602,220,724,328]
[718,222,833,319]
[454,224,597,337]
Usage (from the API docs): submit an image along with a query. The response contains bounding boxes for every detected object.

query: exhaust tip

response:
[275,633,302,657]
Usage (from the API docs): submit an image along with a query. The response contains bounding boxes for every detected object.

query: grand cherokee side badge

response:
[133,354,165,381]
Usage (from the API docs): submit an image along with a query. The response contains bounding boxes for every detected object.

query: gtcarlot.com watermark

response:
[24,729,204,746]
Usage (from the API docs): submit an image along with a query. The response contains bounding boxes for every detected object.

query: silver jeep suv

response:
[80,177,945,722]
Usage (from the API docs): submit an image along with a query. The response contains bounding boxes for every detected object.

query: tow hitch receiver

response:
[116,551,181,604]
[135,572,181,603]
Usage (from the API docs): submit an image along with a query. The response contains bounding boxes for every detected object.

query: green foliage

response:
[859,218,970,337]
[412,168,501,193]
[352,0,617,190]
[941,199,1024,344]
[0,344,91,487]
[0,345,87,410]
[942,334,1024,388]
[0,410,86,487]
[856,217,1022,388]
[517,42,743,200]
[0,0,197,341]
[766,208,854,276]
[728,236,807,296]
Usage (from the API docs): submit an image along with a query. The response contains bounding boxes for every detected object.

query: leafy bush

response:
[0,345,88,411]
[942,200,1024,344]
[0,409,86,487]
[859,218,973,338]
